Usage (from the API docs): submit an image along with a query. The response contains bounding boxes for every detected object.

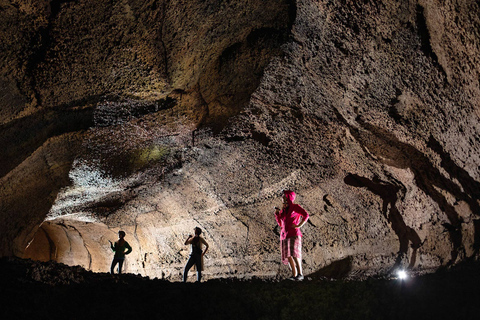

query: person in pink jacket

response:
[275,190,310,281]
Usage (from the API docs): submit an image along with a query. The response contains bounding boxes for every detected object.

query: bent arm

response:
[201,238,209,256]
[185,235,194,245]
[296,217,308,228]
[125,242,132,255]
[294,205,310,228]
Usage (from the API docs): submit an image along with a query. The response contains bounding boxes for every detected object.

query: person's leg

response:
[287,256,297,277]
[292,237,304,280]
[110,258,118,274]
[292,256,303,277]
[118,259,124,274]
[183,256,196,282]
[194,255,202,282]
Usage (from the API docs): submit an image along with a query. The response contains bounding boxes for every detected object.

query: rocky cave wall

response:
[1,0,480,280]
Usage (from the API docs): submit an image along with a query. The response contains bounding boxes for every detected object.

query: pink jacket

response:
[275,190,310,240]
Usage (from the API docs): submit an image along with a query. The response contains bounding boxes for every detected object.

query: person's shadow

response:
[335,107,479,266]
[344,173,421,270]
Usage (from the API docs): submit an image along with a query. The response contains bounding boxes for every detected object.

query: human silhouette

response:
[183,227,209,282]
[109,231,132,274]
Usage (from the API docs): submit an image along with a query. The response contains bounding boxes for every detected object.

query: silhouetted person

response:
[183,227,209,282]
[109,231,132,274]
[275,190,310,281]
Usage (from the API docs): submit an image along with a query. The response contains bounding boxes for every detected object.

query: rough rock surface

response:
[1,0,480,280]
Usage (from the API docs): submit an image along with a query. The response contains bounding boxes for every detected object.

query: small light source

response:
[397,270,408,280]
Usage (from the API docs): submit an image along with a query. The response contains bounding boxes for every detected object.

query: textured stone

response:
[1,0,480,280]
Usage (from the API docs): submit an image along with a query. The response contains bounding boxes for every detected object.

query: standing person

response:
[274,190,310,281]
[109,231,132,274]
[183,227,209,283]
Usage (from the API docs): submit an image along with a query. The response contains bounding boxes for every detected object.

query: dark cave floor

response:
[1,257,479,320]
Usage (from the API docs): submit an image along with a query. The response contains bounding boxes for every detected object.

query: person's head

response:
[282,190,296,205]
[194,227,202,236]
[118,231,126,239]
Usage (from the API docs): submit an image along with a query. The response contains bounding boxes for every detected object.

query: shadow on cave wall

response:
[0,95,179,180]
[474,219,480,258]
[337,108,480,265]
[426,136,480,211]
[309,257,353,279]
[344,173,421,270]
[0,101,94,179]
[198,25,295,132]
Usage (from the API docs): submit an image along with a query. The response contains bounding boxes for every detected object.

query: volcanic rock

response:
[0,0,479,281]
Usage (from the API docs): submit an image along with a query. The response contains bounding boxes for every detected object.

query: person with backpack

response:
[183,227,209,282]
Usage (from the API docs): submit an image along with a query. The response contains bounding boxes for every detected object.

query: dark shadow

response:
[415,4,448,82]
[427,136,480,215]
[206,26,292,133]
[335,108,469,265]
[358,120,466,265]
[0,95,176,180]
[0,97,97,179]
[345,174,421,270]
[308,257,353,280]
[473,219,480,258]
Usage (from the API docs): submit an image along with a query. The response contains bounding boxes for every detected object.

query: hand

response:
[292,223,299,229]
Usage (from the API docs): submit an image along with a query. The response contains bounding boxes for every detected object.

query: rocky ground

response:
[1,257,479,320]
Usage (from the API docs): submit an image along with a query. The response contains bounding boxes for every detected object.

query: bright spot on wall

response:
[46,160,123,221]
